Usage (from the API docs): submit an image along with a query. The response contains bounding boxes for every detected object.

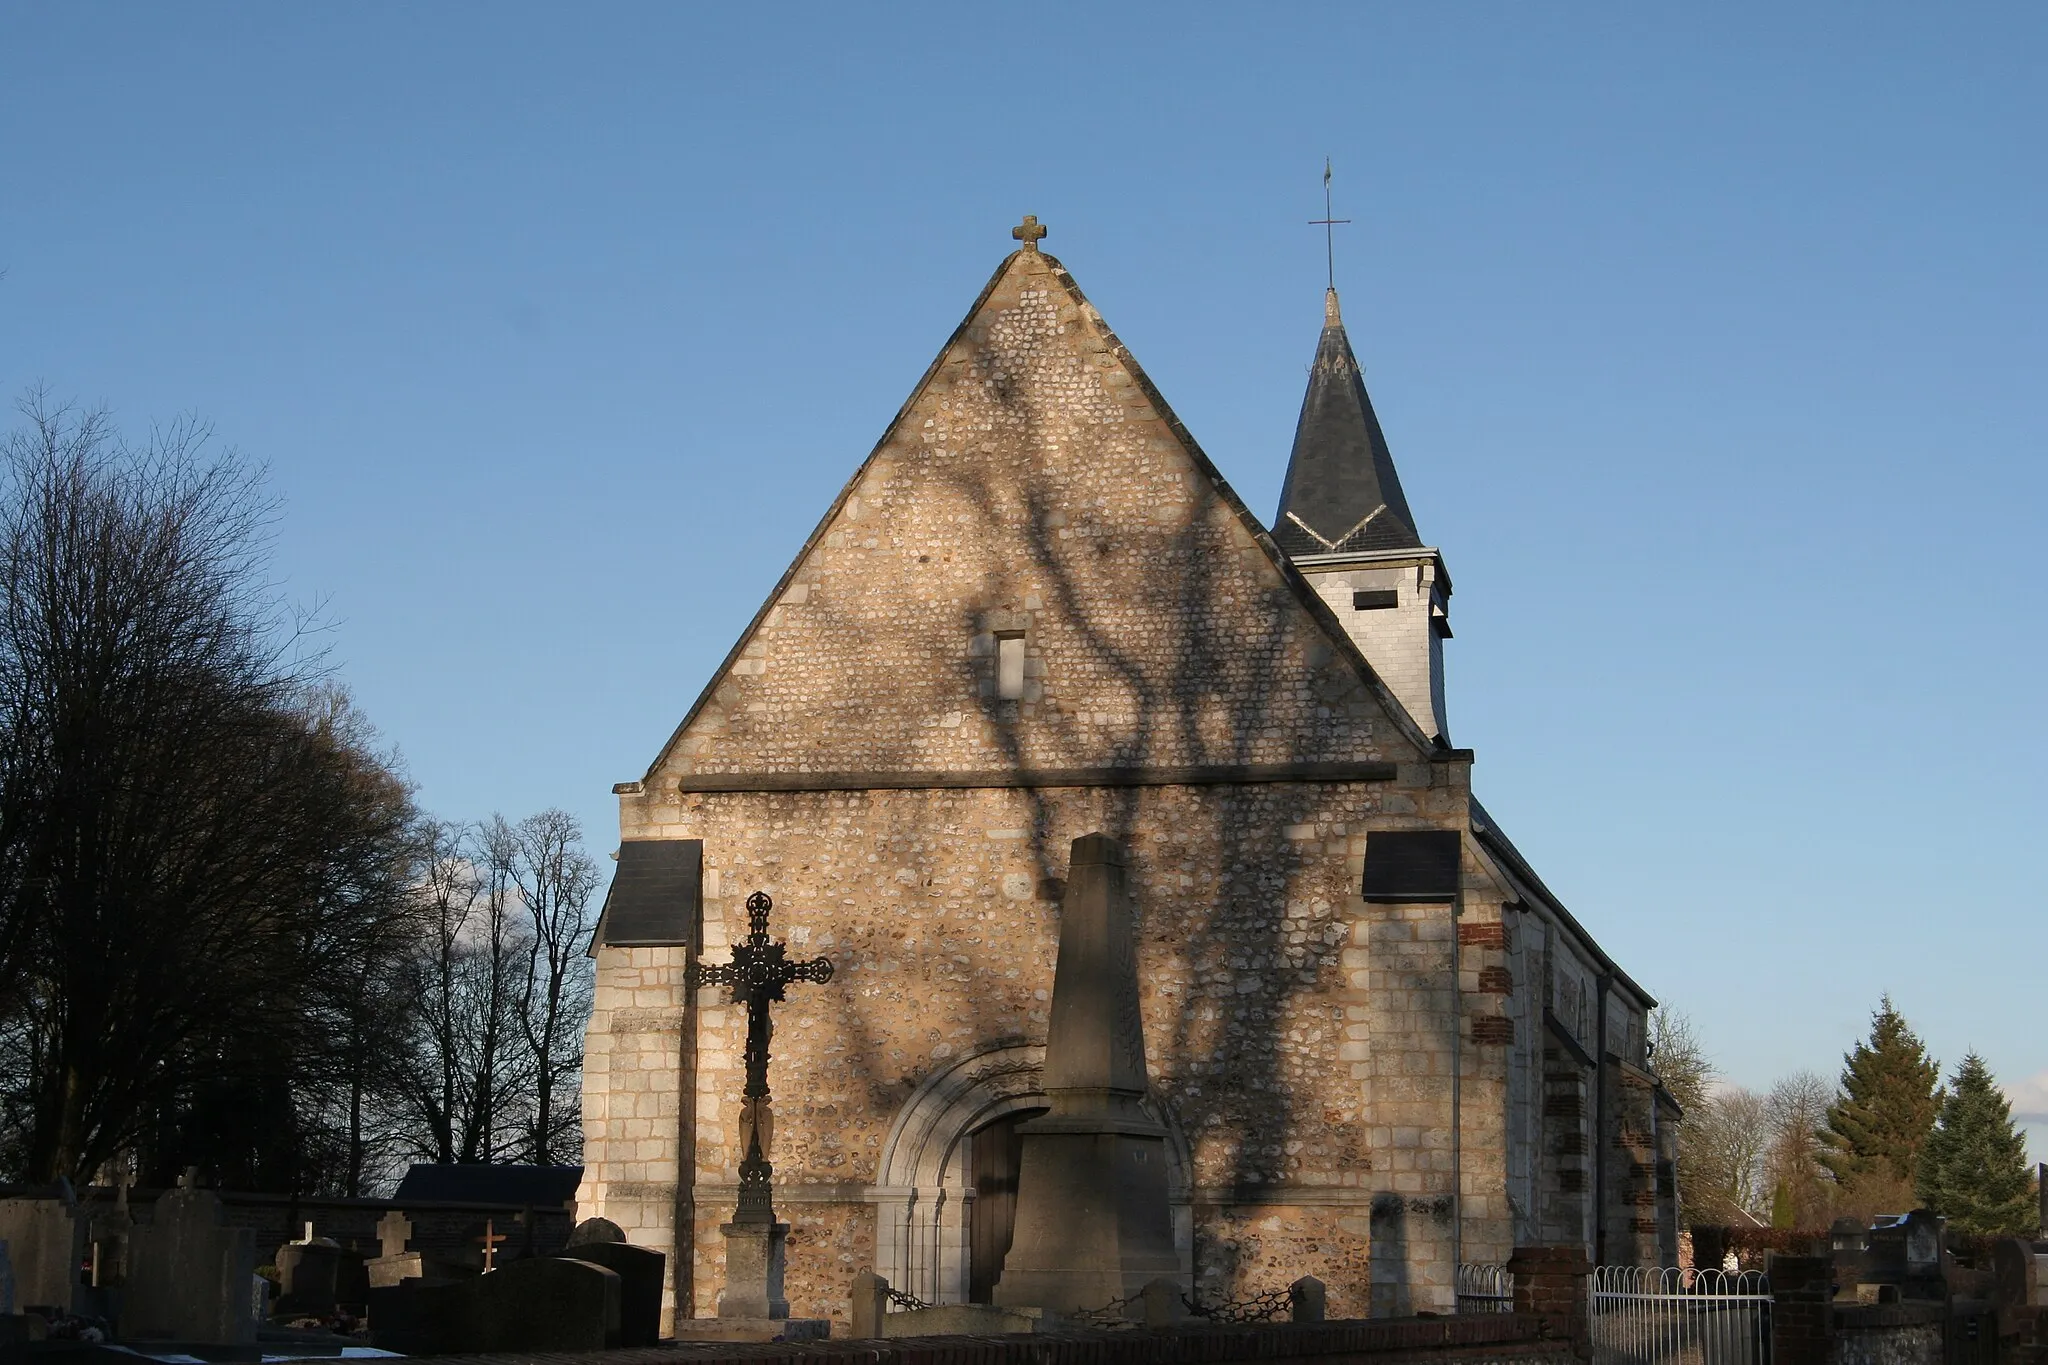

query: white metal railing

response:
[1590,1266,1771,1365]
[1455,1262,1514,1314]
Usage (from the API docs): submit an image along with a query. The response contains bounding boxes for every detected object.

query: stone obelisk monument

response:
[994,833,1180,1313]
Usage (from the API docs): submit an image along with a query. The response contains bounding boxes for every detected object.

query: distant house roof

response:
[392,1164,583,1209]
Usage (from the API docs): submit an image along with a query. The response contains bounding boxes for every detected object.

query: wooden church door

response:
[968,1108,1044,1303]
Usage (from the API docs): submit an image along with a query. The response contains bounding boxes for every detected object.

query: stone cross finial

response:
[1012,215,1047,251]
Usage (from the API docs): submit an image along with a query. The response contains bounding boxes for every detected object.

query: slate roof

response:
[1270,289,1425,557]
[593,838,700,948]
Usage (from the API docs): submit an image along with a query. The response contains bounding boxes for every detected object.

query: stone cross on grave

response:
[477,1219,506,1271]
[687,891,834,1225]
[1012,214,1047,251]
[375,1211,412,1260]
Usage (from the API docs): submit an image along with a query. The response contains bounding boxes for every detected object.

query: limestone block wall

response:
[1603,1061,1665,1268]
[1301,560,1448,741]
[1456,902,1517,1270]
[578,946,691,1313]
[1502,910,1542,1248]
[1537,1045,1593,1251]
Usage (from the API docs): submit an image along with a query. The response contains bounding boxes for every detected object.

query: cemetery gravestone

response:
[560,1240,664,1347]
[1992,1238,2044,1309]
[1290,1275,1327,1323]
[121,1174,257,1344]
[566,1216,625,1246]
[364,1210,470,1289]
[371,1255,621,1354]
[0,1188,86,1315]
[274,1231,341,1317]
[1829,1217,1867,1301]
[1901,1209,1947,1301]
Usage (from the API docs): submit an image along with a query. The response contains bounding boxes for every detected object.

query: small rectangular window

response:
[1353,589,1399,611]
[996,634,1026,700]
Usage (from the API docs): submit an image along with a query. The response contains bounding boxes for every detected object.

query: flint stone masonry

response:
[577,241,1665,1330]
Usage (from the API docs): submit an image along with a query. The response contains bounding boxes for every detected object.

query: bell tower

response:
[1272,289,1452,743]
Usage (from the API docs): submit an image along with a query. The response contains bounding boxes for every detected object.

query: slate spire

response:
[1271,289,1425,556]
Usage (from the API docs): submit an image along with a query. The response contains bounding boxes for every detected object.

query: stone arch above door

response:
[866,1040,1193,1305]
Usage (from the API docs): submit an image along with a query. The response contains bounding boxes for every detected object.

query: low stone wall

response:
[0,1183,576,1270]
[1828,1304,1943,1365]
[410,1313,1569,1365]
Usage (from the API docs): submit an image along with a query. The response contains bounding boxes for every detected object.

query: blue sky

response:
[4,4,2042,1154]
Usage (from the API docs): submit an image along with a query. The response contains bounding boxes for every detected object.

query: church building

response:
[577,220,1681,1328]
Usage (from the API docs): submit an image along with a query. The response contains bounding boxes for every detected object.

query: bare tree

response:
[1766,1070,1837,1227]
[390,820,534,1165]
[1687,1086,1773,1224]
[1651,1008,1716,1223]
[0,395,419,1182]
[505,809,598,1165]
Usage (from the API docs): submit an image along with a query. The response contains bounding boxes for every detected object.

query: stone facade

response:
[577,238,1674,1331]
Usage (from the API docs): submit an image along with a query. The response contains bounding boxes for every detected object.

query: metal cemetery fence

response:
[1455,1263,1514,1315]
[1590,1266,1771,1365]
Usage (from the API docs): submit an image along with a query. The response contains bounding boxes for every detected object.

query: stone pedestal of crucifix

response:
[687,891,833,1325]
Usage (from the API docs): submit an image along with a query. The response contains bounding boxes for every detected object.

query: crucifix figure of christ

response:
[687,890,834,1225]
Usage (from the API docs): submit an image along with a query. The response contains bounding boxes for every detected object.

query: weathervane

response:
[686,891,833,1223]
[1308,157,1351,292]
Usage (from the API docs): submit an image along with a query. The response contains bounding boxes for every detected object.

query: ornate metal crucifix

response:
[687,890,834,1224]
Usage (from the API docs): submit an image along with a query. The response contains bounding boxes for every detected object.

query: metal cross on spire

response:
[1308,158,1351,292]
[686,890,834,1224]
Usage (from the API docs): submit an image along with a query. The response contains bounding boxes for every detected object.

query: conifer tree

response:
[1917,1053,2037,1236]
[1817,996,1942,1196]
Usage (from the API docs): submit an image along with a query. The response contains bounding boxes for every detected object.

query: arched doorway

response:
[967,1105,1044,1303]
[869,1041,1192,1305]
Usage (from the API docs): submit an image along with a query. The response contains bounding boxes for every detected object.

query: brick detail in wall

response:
[1544,1094,1582,1119]
[1558,1170,1585,1193]
[1458,922,1507,948]
[1475,966,1513,995]
[1471,1016,1514,1045]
